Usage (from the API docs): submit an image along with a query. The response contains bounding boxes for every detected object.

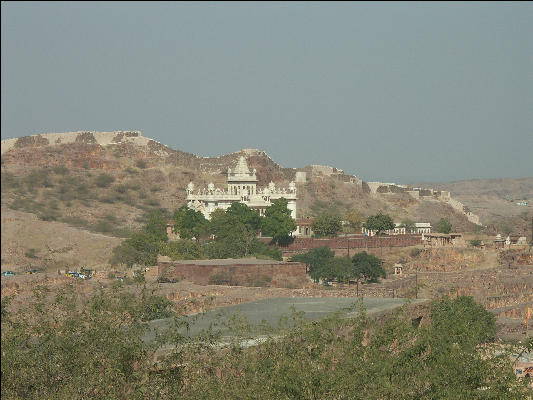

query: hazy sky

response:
[2,2,532,183]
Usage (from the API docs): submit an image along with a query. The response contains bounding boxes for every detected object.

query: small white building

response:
[186,156,298,221]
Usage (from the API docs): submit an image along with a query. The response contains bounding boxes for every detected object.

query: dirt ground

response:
[1,207,122,271]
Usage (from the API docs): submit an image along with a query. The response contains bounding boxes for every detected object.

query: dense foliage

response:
[311,211,343,237]
[1,284,180,400]
[435,217,452,234]
[291,248,386,284]
[364,212,395,235]
[344,209,365,232]
[112,205,283,267]
[261,198,297,245]
[173,206,208,240]
[111,210,169,267]
[2,291,529,399]
[290,246,335,283]
[352,251,386,283]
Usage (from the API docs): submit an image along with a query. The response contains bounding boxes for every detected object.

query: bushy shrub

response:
[410,248,423,258]
[1,171,20,190]
[209,271,234,285]
[25,248,38,259]
[145,198,161,207]
[114,184,129,194]
[38,209,61,221]
[160,239,205,260]
[94,173,115,188]
[92,220,114,234]
[470,239,482,247]
[135,160,147,169]
[24,168,52,190]
[60,216,90,228]
[52,165,69,175]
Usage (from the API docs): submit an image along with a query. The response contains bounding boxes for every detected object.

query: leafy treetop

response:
[364,212,395,235]
[173,206,208,240]
[311,212,343,237]
[435,217,452,234]
[352,251,386,283]
[261,198,296,246]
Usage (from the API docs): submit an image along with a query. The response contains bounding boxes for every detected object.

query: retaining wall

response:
[281,235,422,257]
[158,259,308,288]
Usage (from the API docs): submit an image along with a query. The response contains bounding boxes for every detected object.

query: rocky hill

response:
[1,130,502,269]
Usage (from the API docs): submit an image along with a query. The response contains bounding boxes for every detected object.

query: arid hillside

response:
[0,130,510,269]
[1,207,122,272]
[412,178,533,236]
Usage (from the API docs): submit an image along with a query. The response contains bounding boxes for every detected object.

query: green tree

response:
[430,295,496,348]
[290,246,335,283]
[400,219,416,234]
[173,205,208,240]
[344,209,365,232]
[470,239,482,247]
[324,256,353,283]
[94,173,115,188]
[311,212,343,237]
[226,202,262,233]
[261,198,297,245]
[111,231,161,267]
[160,239,205,260]
[249,240,283,261]
[435,217,452,234]
[207,209,256,258]
[363,212,395,235]
[1,285,183,400]
[352,251,386,283]
[144,209,168,243]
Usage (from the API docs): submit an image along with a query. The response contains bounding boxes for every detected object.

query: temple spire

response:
[234,156,251,175]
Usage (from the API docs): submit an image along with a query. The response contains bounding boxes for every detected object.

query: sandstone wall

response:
[280,235,422,257]
[158,260,309,288]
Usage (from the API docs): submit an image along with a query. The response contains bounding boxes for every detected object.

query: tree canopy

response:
[144,209,169,242]
[364,212,395,235]
[290,246,335,283]
[226,202,262,233]
[3,289,529,399]
[435,217,452,234]
[261,198,296,245]
[111,210,169,267]
[344,209,365,232]
[206,209,256,258]
[311,212,343,237]
[173,205,208,240]
[324,256,354,283]
[352,251,386,283]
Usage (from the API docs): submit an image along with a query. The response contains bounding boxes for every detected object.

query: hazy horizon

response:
[2,2,532,183]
